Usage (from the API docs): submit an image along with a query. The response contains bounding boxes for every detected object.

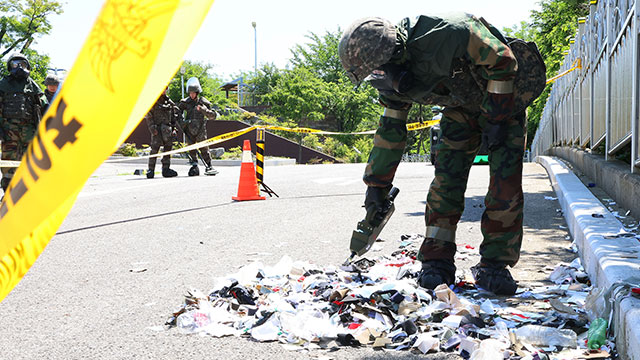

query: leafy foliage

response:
[289,30,344,84]
[0,0,63,56]
[510,0,590,147]
[117,143,139,157]
[262,67,328,127]
[248,63,283,105]
[166,60,233,110]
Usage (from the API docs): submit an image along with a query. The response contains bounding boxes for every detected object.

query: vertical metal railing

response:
[532,0,640,173]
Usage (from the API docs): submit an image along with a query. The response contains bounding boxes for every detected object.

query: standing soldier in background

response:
[0,53,48,194]
[145,87,179,179]
[339,14,545,295]
[42,74,60,112]
[177,77,219,176]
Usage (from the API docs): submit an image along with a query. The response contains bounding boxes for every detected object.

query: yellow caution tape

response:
[261,125,376,135]
[104,126,257,163]
[406,119,441,131]
[0,0,215,302]
[105,119,441,163]
[546,58,582,84]
[0,160,22,168]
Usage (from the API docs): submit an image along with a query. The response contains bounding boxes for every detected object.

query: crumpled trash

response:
[165,234,617,358]
[549,259,589,284]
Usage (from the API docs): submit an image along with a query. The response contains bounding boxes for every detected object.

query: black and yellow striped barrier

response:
[254,128,278,197]
[256,128,265,183]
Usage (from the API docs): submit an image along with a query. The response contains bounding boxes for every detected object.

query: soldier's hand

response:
[171,129,177,138]
[482,122,507,151]
[196,105,201,111]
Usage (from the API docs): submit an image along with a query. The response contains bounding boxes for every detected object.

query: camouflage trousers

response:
[148,124,174,170]
[419,107,525,266]
[185,130,211,167]
[363,116,407,187]
[1,118,37,191]
[148,135,173,170]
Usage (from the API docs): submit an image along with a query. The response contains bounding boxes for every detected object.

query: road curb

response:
[537,156,640,360]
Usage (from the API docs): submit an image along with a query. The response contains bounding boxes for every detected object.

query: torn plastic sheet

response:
[164,234,617,358]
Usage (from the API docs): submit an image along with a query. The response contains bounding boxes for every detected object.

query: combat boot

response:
[204,166,219,176]
[162,167,178,178]
[418,259,456,290]
[188,165,200,176]
[471,261,518,295]
[146,169,154,179]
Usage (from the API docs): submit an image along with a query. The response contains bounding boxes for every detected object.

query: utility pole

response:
[252,21,257,78]
[180,65,186,143]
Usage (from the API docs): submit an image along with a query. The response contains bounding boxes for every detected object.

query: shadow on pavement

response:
[55,202,235,235]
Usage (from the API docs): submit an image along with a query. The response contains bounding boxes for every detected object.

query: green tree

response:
[0,0,63,56]
[290,30,343,84]
[263,67,328,127]
[288,28,381,135]
[405,105,435,155]
[21,47,49,85]
[247,62,282,105]
[520,0,589,147]
[502,21,536,41]
[262,67,331,162]
[166,60,232,109]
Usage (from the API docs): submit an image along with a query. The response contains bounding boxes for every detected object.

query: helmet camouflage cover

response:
[339,17,397,84]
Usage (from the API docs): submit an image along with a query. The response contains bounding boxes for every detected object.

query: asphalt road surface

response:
[0,160,575,360]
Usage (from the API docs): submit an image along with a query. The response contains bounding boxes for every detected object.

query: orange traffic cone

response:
[232,140,266,201]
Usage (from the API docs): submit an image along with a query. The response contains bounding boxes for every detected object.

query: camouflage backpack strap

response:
[507,38,547,112]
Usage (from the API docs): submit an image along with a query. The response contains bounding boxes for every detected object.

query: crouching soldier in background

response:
[177,77,219,176]
[145,87,179,179]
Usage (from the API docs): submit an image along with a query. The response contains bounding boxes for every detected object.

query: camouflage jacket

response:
[177,95,217,135]
[378,13,517,114]
[145,93,178,130]
[0,75,47,124]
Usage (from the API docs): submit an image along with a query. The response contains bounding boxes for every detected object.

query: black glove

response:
[364,185,392,211]
[482,122,507,151]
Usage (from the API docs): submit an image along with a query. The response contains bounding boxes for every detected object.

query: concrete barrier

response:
[538,156,640,360]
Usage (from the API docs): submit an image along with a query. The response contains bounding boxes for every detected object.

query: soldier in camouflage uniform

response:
[43,74,60,112]
[340,14,541,295]
[177,77,219,176]
[0,53,47,194]
[144,87,179,178]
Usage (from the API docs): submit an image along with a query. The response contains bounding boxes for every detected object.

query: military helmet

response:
[339,17,397,84]
[186,76,202,93]
[6,53,31,72]
[44,74,60,86]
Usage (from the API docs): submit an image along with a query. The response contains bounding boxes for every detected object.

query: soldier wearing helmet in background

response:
[339,14,545,295]
[177,77,219,176]
[144,87,179,179]
[0,53,48,194]
[42,74,60,111]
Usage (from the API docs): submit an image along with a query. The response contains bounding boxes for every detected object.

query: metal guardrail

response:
[532,0,640,173]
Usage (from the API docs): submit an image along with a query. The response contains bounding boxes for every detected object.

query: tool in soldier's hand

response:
[345,187,399,265]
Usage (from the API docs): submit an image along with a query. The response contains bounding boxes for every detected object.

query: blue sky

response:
[32,0,540,81]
